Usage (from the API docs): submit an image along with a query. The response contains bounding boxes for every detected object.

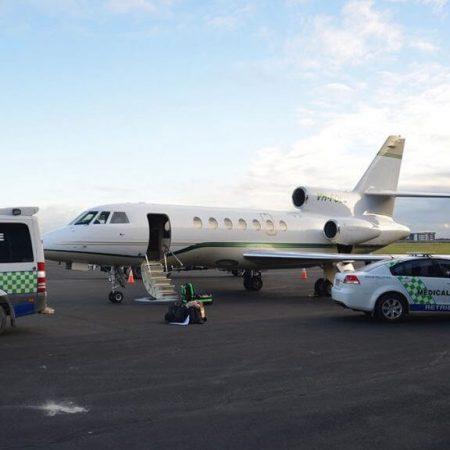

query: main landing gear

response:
[108,266,126,303]
[243,270,263,291]
[314,278,333,297]
[313,262,352,297]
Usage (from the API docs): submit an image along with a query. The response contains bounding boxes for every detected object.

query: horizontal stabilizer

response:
[365,190,450,198]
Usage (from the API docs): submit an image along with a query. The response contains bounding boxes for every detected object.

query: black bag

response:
[188,306,205,324]
[165,302,188,323]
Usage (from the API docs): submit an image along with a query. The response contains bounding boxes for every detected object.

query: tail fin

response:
[354,135,405,193]
[353,135,405,217]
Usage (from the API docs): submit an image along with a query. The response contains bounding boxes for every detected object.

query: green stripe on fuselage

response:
[172,242,382,256]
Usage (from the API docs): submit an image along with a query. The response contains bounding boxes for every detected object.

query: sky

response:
[1,0,449,236]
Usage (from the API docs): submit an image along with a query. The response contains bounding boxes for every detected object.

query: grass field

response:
[376,241,450,255]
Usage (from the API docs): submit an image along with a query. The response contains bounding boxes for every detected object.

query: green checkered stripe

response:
[397,276,434,305]
[0,271,37,295]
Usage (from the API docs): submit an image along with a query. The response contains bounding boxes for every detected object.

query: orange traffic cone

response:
[127,268,135,284]
[300,268,308,280]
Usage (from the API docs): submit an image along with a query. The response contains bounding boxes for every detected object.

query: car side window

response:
[0,223,34,263]
[390,259,441,277]
[436,260,450,278]
[110,212,130,224]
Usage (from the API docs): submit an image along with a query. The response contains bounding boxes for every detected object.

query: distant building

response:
[406,232,436,241]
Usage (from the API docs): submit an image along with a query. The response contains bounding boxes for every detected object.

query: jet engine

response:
[323,218,381,245]
[292,186,360,215]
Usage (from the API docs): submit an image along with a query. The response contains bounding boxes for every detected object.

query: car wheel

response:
[376,294,407,322]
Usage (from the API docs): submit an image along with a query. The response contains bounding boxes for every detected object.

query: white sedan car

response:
[332,255,450,322]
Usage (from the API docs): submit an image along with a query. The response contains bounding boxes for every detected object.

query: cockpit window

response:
[74,211,98,225]
[93,211,110,224]
[110,212,130,224]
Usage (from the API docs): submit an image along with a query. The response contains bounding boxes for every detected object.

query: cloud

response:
[284,0,404,71]
[181,59,450,236]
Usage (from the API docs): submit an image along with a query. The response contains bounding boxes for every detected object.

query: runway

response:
[1,262,450,449]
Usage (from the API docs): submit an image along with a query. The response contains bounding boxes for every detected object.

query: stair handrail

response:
[164,248,184,269]
[144,254,153,277]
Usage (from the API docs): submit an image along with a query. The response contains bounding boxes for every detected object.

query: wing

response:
[243,250,390,269]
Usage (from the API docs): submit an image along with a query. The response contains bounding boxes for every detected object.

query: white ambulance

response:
[0,207,49,334]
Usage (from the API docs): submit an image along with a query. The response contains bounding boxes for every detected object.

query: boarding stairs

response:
[140,258,178,302]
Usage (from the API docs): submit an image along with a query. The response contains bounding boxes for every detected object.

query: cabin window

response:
[265,220,275,232]
[252,219,261,231]
[93,211,110,224]
[193,217,203,229]
[75,211,98,225]
[110,212,130,224]
[224,218,233,230]
[279,220,288,231]
[238,219,247,230]
[163,220,171,238]
[208,218,218,229]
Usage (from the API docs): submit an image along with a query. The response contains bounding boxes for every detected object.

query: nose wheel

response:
[109,291,124,303]
[108,266,126,303]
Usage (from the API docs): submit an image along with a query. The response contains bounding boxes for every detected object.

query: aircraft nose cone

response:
[42,230,56,250]
[42,228,67,262]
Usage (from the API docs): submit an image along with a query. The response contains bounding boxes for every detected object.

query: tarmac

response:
[1,261,450,450]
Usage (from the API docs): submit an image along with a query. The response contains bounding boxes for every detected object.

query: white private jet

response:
[44,136,450,302]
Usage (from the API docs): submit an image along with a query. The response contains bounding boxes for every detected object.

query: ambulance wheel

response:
[0,306,7,334]
[109,291,124,304]
[375,293,407,322]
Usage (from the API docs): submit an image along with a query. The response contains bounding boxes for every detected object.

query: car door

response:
[390,258,446,312]
[0,220,37,310]
[432,259,450,310]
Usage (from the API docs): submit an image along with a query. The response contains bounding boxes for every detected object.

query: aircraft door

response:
[146,214,171,260]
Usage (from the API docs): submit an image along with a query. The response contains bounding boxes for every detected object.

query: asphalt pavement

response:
[1,262,450,450]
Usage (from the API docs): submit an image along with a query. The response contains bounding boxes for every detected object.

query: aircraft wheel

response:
[324,280,332,297]
[109,291,124,304]
[244,276,263,291]
[314,278,325,296]
[250,277,263,291]
[314,278,332,297]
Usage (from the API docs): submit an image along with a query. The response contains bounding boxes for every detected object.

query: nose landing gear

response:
[108,266,126,303]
